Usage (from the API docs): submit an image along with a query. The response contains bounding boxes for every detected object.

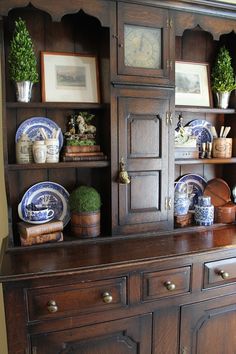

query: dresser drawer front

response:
[27,277,127,322]
[204,258,236,288]
[142,266,191,301]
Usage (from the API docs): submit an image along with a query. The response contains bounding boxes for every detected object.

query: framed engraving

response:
[175,61,212,107]
[41,52,100,103]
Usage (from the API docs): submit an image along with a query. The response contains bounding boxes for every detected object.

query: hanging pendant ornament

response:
[118,158,130,184]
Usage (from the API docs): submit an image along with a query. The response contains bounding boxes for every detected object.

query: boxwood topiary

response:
[8,17,39,83]
[211,46,236,93]
[69,186,101,213]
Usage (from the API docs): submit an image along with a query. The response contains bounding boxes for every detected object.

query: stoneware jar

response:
[194,196,214,226]
[32,140,47,163]
[16,133,33,164]
[45,138,59,163]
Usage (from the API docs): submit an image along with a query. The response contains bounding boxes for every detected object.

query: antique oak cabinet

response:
[1,1,236,353]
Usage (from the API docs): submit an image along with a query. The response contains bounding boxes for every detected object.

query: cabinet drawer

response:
[203,258,236,288]
[142,266,191,301]
[26,277,127,322]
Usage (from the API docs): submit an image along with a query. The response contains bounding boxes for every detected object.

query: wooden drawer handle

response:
[102,291,113,303]
[47,300,58,313]
[164,281,176,291]
[219,270,230,279]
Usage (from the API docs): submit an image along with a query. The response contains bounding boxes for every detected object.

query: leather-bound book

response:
[17,220,63,239]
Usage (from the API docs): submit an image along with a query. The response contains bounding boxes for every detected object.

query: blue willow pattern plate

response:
[175,174,207,210]
[15,116,64,150]
[185,119,213,146]
[18,181,70,226]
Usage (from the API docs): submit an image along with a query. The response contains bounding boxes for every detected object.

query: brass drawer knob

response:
[219,270,229,279]
[47,300,58,313]
[102,291,113,303]
[164,281,176,291]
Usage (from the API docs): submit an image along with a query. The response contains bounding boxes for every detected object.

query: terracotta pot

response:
[71,210,100,238]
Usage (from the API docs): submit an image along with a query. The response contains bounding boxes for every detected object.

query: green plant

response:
[211,46,236,93]
[69,186,101,213]
[8,17,39,83]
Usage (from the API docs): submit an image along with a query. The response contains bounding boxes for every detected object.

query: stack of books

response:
[62,145,107,162]
[17,220,64,246]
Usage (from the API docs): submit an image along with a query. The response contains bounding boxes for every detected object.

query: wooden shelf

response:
[175,157,236,165]
[6,102,106,109]
[7,161,110,170]
[175,106,236,114]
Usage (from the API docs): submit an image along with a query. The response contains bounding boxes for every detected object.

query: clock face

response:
[124,24,162,69]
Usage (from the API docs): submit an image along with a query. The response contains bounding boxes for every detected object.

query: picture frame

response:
[175,61,212,107]
[41,52,100,103]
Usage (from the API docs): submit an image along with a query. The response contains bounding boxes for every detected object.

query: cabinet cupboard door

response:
[116,90,174,234]
[117,2,174,85]
[31,314,152,354]
[180,294,236,354]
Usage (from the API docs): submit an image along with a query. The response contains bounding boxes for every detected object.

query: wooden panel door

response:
[180,294,236,354]
[31,314,152,354]
[116,88,174,234]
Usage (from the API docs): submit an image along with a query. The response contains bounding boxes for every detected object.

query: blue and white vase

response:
[194,196,214,226]
[174,182,190,216]
[232,185,236,204]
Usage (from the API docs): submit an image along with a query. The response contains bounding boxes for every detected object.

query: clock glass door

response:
[117,2,173,84]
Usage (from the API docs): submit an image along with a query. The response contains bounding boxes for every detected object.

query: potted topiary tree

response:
[69,185,101,238]
[8,17,39,102]
[211,46,236,109]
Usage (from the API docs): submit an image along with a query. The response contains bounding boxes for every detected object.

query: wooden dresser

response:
[1,226,236,353]
[1,0,236,353]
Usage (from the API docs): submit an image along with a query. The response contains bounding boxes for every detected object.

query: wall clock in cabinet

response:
[116,2,174,85]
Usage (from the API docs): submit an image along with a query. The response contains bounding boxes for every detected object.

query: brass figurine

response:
[118,158,130,184]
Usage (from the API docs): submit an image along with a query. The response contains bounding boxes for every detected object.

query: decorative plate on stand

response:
[15,116,64,149]
[175,173,207,210]
[185,119,213,146]
[18,181,70,226]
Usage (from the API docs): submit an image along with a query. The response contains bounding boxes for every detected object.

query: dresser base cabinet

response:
[30,314,152,354]
[180,294,236,354]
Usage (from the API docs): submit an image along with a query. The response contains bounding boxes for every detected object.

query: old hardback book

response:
[20,231,63,246]
[63,151,105,157]
[17,220,63,238]
[63,145,100,153]
[62,155,107,161]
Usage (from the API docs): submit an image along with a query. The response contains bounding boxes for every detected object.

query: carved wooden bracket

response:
[0,0,113,26]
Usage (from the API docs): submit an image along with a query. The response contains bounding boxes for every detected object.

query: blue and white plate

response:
[15,117,64,150]
[185,119,213,146]
[18,181,70,226]
[175,173,207,210]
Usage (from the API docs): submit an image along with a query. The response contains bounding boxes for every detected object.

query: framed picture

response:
[175,61,212,107]
[41,52,100,103]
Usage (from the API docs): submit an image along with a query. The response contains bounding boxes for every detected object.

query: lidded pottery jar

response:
[16,133,33,164]
[174,182,190,216]
[194,196,214,226]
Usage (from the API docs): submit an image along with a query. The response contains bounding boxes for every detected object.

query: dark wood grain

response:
[2,1,236,354]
